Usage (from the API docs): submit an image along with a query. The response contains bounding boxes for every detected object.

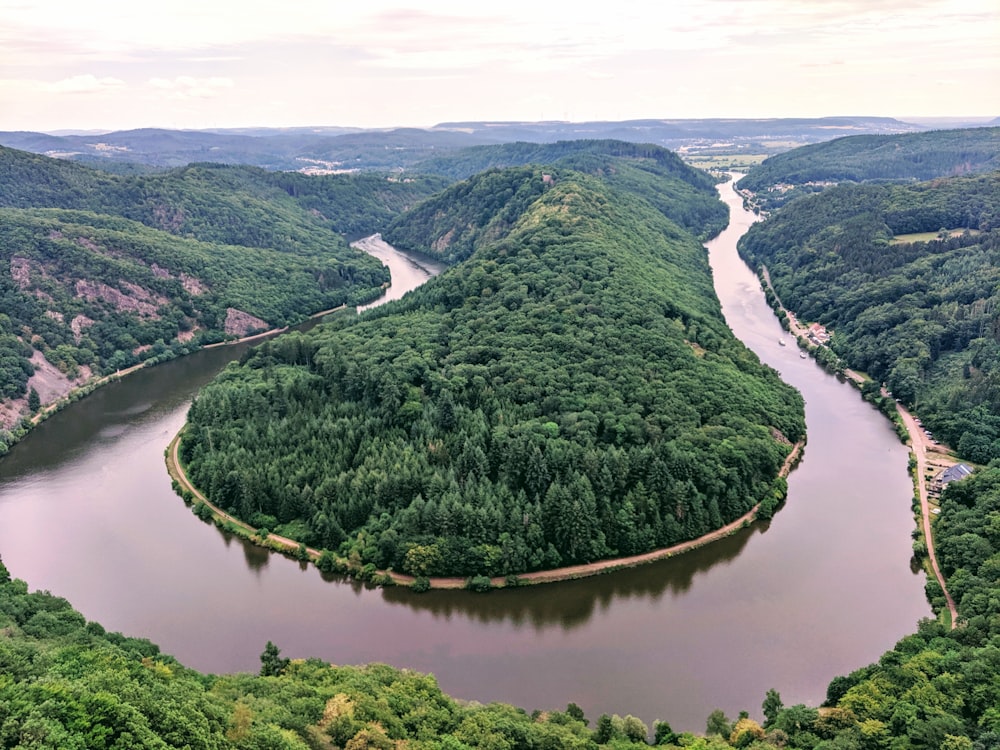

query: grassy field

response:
[890,228,981,244]
[682,153,770,170]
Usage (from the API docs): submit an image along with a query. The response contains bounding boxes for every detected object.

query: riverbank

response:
[756,261,959,627]
[166,429,804,591]
[0,302,355,457]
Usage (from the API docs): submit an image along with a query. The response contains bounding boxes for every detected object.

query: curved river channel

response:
[0,182,929,731]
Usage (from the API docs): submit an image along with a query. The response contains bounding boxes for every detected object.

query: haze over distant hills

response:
[0,116,944,173]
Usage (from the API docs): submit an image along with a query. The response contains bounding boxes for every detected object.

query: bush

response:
[193,502,214,521]
[411,576,431,593]
[466,575,492,592]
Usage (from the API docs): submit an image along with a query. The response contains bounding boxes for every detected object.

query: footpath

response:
[167,431,803,590]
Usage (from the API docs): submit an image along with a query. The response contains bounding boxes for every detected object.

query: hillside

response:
[0,147,445,246]
[0,147,444,440]
[738,172,1000,462]
[405,140,729,241]
[737,127,1000,209]
[180,164,804,578]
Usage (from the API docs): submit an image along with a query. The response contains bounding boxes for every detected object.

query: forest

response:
[737,127,1000,210]
[0,146,445,442]
[179,159,804,578]
[398,140,730,245]
[738,172,1000,462]
[6,130,1000,748]
[3,449,1000,748]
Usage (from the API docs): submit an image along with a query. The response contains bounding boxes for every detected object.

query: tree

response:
[566,702,587,725]
[593,714,614,744]
[653,720,676,745]
[762,688,783,727]
[27,386,40,413]
[259,640,290,677]
[706,709,731,737]
[621,714,649,744]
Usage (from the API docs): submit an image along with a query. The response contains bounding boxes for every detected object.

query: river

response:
[0,188,930,732]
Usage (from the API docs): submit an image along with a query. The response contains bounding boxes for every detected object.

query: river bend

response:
[0,189,930,731]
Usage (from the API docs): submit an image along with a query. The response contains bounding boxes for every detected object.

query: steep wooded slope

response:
[739,172,1000,461]
[0,147,442,436]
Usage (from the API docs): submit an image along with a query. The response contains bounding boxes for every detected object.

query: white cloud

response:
[48,74,126,93]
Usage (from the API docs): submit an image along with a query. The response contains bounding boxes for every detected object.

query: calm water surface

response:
[0,197,929,731]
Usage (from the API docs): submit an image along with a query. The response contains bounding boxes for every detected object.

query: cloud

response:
[147,76,235,98]
[48,75,126,93]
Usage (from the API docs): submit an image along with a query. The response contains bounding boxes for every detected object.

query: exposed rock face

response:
[431,228,456,252]
[10,257,34,289]
[70,315,95,344]
[224,308,269,337]
[0,350,94,430]
[74,279,162,317]
[180,273,208,295]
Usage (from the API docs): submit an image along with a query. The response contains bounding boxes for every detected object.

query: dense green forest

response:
[0,147,444,249]
[5,445,1000,749]
[407,140,728,240]
[180,162,804,578]
[737,128,1000,210]
[738,172,1000,461]
[0,146,445,439]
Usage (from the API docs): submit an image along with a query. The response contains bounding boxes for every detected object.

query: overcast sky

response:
[2,0,997,132]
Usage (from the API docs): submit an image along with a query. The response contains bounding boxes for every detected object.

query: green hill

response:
[0,147,445,442]
[739,172,1000,461]
[408,139,728,240]
[738,127,1000,210]
[180,163,803,578]
[0,147,445,248]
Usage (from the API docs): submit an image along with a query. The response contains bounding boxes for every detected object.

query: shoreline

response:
[756,262,959,627]
[4,303,353,449]
[166,429,804,591]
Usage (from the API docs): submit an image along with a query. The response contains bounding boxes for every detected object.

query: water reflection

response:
[380,523,762,630]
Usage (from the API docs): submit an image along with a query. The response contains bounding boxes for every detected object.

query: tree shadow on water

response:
[379,520,766,631]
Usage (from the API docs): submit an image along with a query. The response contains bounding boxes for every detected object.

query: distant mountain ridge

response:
[0,117,932,172]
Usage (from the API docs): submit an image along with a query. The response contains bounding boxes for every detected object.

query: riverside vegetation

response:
[4,452,1000,749]
[738,172,1000,464]
[0,146,444,451]
[179,150,805,579]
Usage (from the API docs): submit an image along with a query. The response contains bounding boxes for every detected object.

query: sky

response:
[1,0,997,132]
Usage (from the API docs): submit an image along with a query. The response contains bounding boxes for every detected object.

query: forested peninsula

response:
[0,146,443,447]
[179,153,804,580]
[738,172,1000,462]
